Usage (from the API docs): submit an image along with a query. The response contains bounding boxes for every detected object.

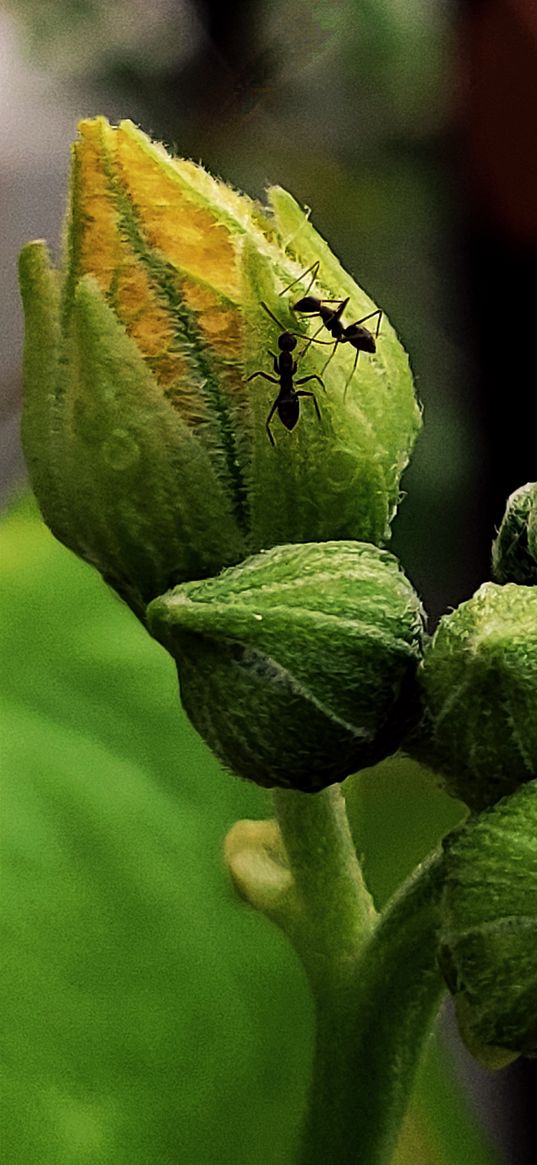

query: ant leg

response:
[321,339,339,377]
[299,320,326,358]
[260,302,290,333]
[317,296,349,321]
[295,390,322,425]
[260,301,330,346]
[296,374,325,389]
[343,350,360,401]
[265,400,279,446]
[279,260,320,299]
[350,308,383,336]
[247,370,280,384]
[246,371,280,444]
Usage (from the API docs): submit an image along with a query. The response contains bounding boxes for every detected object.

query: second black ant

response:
[247,302,325,446]
[280,260,383,396]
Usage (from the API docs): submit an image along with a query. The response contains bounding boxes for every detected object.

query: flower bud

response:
[20,117,420,617]
[439,780,537,1067]
[528,493,537,564]
[147,541,425,791]
[492,482,537,585]
[408,583,537,810]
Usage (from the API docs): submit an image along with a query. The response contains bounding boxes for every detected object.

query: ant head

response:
[278,331,297,352]
[293,296,319,313]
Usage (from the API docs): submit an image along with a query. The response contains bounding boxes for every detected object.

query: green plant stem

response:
[347,852,446,1165]
[271,785,376,982]
[270,786,445,1165]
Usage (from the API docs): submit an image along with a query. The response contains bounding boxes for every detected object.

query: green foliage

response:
[0,497,499,1164]
[1,496,310,1165]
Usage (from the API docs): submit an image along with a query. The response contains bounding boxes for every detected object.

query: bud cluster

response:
[21,118,420,618]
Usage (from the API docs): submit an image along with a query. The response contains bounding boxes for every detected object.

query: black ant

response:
[247,303,324,445]
[280,260,382,396]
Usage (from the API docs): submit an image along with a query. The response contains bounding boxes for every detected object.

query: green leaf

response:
[0,496,310,1165]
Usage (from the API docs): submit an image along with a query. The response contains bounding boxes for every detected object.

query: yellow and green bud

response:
[440,780,537,1067]
[408,583,537,810]
[20,117,420,618]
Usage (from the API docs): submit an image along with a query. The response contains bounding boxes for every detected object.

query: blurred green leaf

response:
[0,495,311,1165]
[1,496,499,1164]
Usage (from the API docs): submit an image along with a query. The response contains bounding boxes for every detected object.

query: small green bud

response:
[528,492,537,564]
[20,117,420,617]
[440,780,537,1067]
[492,483,537,585]
[147,541,425,791]
[408,583,537,810]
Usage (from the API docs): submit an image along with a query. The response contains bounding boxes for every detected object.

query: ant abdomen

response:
[351,327,376,354]
[292,296,320,313]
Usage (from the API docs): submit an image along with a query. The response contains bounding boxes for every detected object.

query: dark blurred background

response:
[1,2,536,1160]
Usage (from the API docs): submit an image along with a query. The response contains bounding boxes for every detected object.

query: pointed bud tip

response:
[492,483,537,585]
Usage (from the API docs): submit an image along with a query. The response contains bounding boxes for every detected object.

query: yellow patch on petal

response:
[203,311,243,360]
[114,265,170,353]
[70,120,249,430]
[148,351,188,391]
[182,283,243,360]
[72,120,124,291]
[181,283,220,313]
[112,123,242,302]
[72,121,191,399]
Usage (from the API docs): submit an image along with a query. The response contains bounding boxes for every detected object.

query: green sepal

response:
[19,243,69,541]
[241,241,397,550]
[440,780,537,1065]
[408,582,537,810]
[492,483,537,585]
[147,541,424,791]
[240,241,337,550]
[268,186,422,543]
[39,275,247,614]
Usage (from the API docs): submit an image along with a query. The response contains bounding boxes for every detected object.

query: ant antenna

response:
[260,301,289,333]
[259,301,333,346]
[279,260,320,300]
